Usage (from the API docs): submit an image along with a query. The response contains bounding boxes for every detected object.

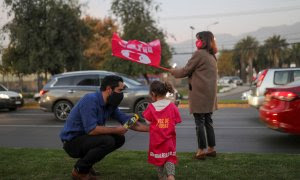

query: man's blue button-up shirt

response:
[60,91,130,141]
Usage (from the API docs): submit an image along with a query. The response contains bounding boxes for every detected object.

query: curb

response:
[20,105,40,110]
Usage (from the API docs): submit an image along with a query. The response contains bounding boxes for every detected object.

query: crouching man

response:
[60,75,149,180]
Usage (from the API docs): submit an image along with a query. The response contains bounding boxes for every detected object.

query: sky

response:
[78,0,300,43]
[1,0,300,44]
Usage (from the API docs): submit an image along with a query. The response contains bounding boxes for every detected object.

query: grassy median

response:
[0,147,299,179]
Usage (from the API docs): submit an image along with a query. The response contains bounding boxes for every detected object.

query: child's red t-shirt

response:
[143,101,181,166]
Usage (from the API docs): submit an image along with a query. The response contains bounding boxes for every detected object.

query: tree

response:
[2,0,88,81]
[288,43,300,67]
[254,45,271,72]
[264,35,288,68]
[233,36,259,83]
[82,16,118,70]
[0,46,13,84]
[106,0,172,82]
[217,50,235,77]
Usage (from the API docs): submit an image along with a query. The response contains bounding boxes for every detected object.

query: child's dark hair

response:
[150,80,174,97]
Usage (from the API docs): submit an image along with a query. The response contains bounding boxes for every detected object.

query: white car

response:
[241,90,251,100]
[218,76,243,86]
[248,68,300,108]
[231,76,243,86]
[0,84,24,111]
[218,76,232,85]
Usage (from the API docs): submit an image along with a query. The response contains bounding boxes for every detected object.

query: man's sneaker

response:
[90,167,100,176]
[72,168,97,180]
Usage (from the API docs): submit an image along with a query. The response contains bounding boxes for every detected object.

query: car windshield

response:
[0,85,8,91]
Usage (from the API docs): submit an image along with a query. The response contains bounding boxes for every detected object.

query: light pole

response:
[207,21,219,30]
[190,26,195,53]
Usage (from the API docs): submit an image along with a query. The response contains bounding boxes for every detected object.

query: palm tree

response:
[234,36,259,83]
[289,43,300,67]
[254,45,270,72]
[264,35,288,68]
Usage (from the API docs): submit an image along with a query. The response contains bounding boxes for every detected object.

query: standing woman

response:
[170,31,218,160]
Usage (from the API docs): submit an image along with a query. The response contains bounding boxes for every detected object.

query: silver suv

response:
[39,70,180,121]
[248,68,300,108]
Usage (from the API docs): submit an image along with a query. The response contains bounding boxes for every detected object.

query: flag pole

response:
[157,66,171,72]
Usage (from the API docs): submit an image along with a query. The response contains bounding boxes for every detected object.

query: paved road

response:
[0,108,299,153]
[217,85,251,100]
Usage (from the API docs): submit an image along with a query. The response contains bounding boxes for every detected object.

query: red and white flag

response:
[112,33,169,71]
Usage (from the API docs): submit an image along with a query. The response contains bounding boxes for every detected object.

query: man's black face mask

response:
[108,91,124,107]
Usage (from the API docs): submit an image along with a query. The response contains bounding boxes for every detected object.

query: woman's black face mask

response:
[107,91,124,107]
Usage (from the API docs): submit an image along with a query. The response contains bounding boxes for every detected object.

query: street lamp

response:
[190,26,195,53]
[207,21,219,30]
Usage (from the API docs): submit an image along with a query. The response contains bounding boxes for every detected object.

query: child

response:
[143,80,182,180]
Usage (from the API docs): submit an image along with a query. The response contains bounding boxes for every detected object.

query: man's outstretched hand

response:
[89,125,128,136]
[115,126,128,135]
[124,114,139,129]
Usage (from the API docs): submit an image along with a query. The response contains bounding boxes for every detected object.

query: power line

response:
[162,6,300,20]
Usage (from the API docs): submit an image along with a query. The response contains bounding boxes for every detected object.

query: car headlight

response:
[19,93,23,98]
[0,94,10,99]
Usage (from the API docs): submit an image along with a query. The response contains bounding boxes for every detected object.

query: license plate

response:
[15,101,21,104]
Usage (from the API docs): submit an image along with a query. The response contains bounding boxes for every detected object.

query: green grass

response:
[0,147,299,179]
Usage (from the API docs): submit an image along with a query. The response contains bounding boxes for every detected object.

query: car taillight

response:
[256,69,268,87]
[271,91,297,101]
[39,89,48,96]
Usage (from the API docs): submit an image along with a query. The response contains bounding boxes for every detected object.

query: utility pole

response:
[190,26,195,53]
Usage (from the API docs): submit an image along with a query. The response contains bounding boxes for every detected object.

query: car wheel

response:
[134,99,150,121]
[53,100,73,121]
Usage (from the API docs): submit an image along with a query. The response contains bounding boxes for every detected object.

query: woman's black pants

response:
[63,134,125,173]
[193,113,216,149]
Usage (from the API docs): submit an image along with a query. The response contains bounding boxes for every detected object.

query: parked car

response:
[218,76,232,85]
[33,93,41,102]
[39,70,180,121]
[241,90,251,100]
[259,80,300,134]
[218,76,243,86]
[0,84,24,111]
[248,68,300,108]
[230,76,243,85]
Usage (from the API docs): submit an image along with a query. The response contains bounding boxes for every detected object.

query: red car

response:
[259,81,300,134]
